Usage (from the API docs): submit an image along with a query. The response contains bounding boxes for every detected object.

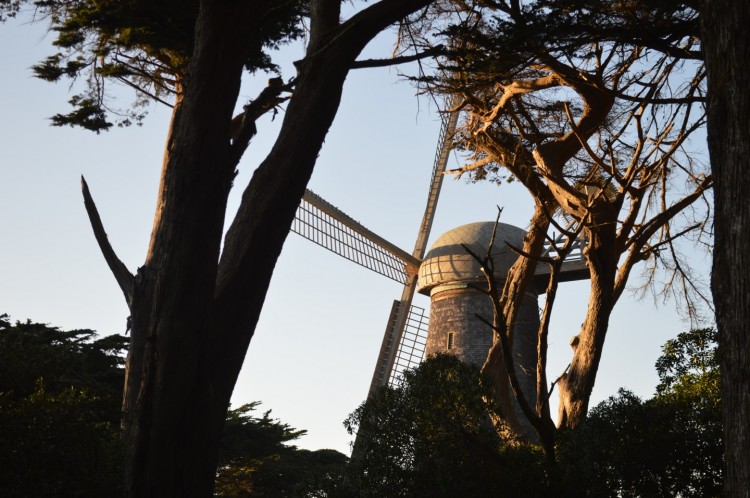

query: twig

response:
[544,364,570,407]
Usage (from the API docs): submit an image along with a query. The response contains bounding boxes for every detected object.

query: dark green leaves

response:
[0,314,127,497]
[51,96,112,131]
[343,354,550,498]
[9,0,307,132]
[216,403,348,497]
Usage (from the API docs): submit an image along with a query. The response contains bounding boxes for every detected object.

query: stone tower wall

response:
[426,286,540,372]
[425,284,541,441]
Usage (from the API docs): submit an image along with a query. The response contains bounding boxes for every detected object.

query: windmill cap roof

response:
[417,221,527,295]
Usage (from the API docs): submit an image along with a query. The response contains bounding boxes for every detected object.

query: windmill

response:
[289,103,589,403]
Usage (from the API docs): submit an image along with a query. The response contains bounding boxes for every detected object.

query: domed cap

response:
[417,222,527,295]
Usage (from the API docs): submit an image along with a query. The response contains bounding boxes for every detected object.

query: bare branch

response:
[467,211,557,457]
[229,78,294,164]
[544,364,570,407]
[350,45,445,69]
[80,176,134,306]
[505,242,555,265]
[446,155,494,177]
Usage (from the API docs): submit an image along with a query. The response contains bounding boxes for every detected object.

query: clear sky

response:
[0,12,711,454]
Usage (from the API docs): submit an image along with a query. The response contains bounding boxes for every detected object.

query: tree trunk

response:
[483,202,550,441]
[119,1,434,496]
[557,224,618,429]
[123,4,261,496]
[702,2,750,496]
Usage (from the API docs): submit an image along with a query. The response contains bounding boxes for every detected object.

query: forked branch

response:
[465,209,557,458]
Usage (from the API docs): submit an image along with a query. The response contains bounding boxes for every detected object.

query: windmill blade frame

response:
[367,104,460,393]
[292,189,420,283]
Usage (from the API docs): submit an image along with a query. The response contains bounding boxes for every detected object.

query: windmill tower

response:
[289,104,589,410]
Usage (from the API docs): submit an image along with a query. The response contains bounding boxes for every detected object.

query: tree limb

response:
[351,44,445,69]
[80,176,134,306]
[471,211,557,458]
[229,77,294,164]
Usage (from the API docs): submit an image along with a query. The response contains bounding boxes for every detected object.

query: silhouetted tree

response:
[701,1,750,495]
[0,314,127,497]
[1,2,437,494]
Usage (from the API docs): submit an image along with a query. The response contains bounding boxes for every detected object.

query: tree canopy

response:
[3,1,441,493]
[559,327,722,497]
[347,330,722,497]
[390,0,712,449]
[0,314,127,497]
[0,0,306,131]
[0,313,347,498]
[344,354,549,497]
[217,403,348,497]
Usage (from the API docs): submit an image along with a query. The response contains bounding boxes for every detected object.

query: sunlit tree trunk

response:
[557,223,618,429]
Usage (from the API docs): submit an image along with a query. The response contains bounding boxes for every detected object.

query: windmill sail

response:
[290,187,431,392]
[386,303,429,385]
[288,101,459,394]
[289,98,590,396]
[292,189,420,284]
[368,105,460,393]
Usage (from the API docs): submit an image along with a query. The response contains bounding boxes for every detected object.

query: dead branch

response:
[469,210,557,458]
[505,242,555,265]
[445,156,494,178]
[229,77,295,164]
[536,222,584,415]
[80,176,135,306]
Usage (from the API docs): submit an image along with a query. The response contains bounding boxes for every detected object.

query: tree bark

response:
[556,224,619,429]
[482,203,549,439]
[118,1,434,496]
[702,2,750,496]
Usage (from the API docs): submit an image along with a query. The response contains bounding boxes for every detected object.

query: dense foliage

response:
[0,314,127,497]
[216,403,348,497]
[344,354,550,497]
[560,329,722,497]
[347,331,721,497]
[0,314,347,498]
[0,0,307,130]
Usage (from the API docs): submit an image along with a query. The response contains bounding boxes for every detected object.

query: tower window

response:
[447,332,454,350]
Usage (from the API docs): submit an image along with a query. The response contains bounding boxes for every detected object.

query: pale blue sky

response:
[0,13,710,453]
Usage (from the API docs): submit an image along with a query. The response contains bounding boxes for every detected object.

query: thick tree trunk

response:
[702,2,750,496]
[557,225,618,429]
[119,1,434,496]
[123,4,260,496]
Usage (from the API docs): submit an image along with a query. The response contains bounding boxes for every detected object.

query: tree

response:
[1,1,437,495]
[343,354,550,497]
[400,1,711,448]
[0,313,347,498]
[348,332,722,497]
[216,403,348,498]
[559,327,722,497]
[701,1,750,496]
[0,314,127,497]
